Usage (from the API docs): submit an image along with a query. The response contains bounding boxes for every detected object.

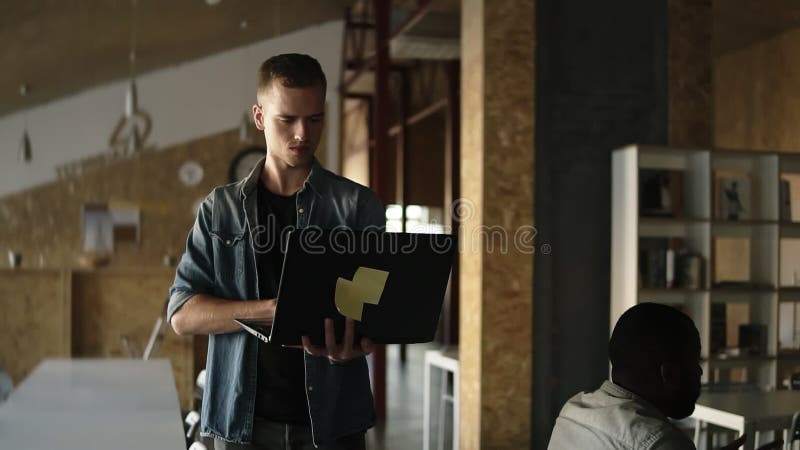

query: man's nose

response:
[293,119,310,141]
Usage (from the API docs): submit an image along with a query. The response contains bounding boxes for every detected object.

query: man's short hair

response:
[257,53,327,97]
[609,303,698,373]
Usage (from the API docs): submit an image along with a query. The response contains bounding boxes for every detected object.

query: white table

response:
[0,359,186,450]
[423,347,459,450]
[691,390,800,450]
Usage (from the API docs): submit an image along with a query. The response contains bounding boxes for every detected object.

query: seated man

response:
[548,303,780,450]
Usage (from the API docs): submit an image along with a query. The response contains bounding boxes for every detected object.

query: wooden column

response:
[459,0,535,448]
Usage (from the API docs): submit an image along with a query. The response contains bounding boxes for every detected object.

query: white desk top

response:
[0,359,186,450]
[695,390,800,422]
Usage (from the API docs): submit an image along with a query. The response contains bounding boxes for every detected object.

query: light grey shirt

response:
[548,380,695,450]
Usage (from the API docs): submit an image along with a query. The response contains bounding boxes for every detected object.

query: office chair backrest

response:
[788,411,800,450]
[0,369,13,403]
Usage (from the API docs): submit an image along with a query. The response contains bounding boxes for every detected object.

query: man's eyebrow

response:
[275,112,325,119]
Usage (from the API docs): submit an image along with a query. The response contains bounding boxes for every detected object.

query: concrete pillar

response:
[459,0,535,448]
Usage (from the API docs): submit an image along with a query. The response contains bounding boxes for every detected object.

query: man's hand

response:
[717,434,783,450]
[301,318,375,364]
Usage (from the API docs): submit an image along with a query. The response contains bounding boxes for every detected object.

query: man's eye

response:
[310,116,324,123]
[278,118,293,123]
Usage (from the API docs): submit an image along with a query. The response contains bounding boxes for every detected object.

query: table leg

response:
[423,356,431,450]
[453,368,459,450]
[743,422,755,450]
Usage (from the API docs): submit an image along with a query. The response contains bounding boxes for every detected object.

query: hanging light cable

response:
[126,0,142,154]
[18,84,32,163]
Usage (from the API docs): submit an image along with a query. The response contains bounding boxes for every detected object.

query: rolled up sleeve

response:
[168,192,216,323]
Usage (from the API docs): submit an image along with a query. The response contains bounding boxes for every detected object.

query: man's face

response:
[665,330,703,419]
[254,81,325,168]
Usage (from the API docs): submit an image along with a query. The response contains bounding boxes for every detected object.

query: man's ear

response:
[253,103,265,131]
[659,363,681,388]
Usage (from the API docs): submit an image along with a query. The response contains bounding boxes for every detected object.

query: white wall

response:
[0,20,344,198]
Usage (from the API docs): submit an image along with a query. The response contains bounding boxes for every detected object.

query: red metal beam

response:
[340,0,434,94]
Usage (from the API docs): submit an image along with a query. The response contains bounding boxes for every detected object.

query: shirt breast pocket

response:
[209,230,246,292]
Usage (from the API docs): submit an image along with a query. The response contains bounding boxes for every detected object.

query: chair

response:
[184,410,201,447]
[0,369,13,403]
[786,411,800,450]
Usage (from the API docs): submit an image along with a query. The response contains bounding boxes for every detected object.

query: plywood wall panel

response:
[71,270,194,410]
[715,28,800,152]
[0,269,68,384]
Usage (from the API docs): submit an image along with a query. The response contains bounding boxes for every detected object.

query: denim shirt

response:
[168,157,385,446]
[548,380,695,450]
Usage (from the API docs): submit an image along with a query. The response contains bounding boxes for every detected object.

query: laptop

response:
[235,229,456,346]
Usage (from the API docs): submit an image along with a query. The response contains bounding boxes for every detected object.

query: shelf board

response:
[639,217,709,225]
[711,219,778,226]
[639,288,709,294]
[704,355,777,364]
[710,287,777,293]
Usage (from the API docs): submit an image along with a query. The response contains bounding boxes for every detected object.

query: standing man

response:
[169,54,385,450]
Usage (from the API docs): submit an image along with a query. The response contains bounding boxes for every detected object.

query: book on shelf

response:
[714,171,751,221]
[640,169,684,217]
[639,238,704,289]
[710,302,752,356]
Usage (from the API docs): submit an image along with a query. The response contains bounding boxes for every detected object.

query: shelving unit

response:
[611,144,800,391]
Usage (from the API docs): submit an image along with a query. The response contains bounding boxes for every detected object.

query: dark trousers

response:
[214,417,366,450]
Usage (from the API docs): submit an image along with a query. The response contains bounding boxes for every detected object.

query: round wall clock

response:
[229,146,265,183]
[178,160,204,187]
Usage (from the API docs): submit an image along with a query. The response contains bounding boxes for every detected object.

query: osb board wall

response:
[668,0,712,148]
[71,270,195,410]
[0,128,254,270]
[0,269,69,384]
[714,27,800,152]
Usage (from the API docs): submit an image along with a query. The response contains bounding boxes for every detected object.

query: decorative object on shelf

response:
[7,250,21,269]
[780,239,800,287]
[781,173,800,222]
[229,146,265,183]
[178,160,205,187]
[713,237,751,285]
[108,0,152,156]
[715,172,751,221]
[739,323,768,356]
[640,169,684,217]
[17,84,32,163]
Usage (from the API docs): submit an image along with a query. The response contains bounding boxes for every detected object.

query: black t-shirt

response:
[253,183,308,424]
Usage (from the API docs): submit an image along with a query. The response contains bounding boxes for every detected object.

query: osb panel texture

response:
[714,28,800,152]
[459,0,485,447]
[460,0,536,448]
[0,270,67,384]
[482,0,535,447]
[0,128,249,270]
[668,0,713,148]
[71,270,194,410]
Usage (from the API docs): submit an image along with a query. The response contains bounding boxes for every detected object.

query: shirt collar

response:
[240,156,324,199]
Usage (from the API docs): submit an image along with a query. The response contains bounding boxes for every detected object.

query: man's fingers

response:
[324,318,337,357]
[341,318,355,360]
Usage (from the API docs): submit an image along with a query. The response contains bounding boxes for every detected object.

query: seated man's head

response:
[609,303,702,419]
